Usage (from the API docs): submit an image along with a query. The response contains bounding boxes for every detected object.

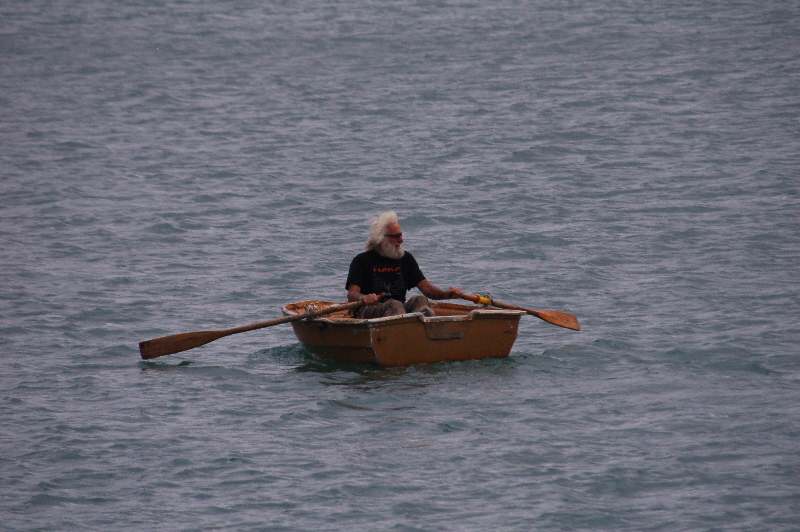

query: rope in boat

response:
[303,303,318,319]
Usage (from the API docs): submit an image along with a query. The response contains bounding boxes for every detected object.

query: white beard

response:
[378,239,404,260]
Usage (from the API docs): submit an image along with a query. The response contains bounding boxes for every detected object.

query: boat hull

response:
[282,300,523,367]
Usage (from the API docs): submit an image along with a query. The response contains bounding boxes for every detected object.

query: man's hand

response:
[360,293,381,305]
[443,287,464,300]
[348,286,381,305]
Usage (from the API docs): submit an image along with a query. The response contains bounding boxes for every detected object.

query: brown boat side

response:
[282,300,523,367]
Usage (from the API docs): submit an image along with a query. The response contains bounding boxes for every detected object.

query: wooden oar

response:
[139,300,367,360]
[462,294,581,331]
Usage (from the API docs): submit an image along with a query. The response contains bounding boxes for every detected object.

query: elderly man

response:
[346,211,464,319]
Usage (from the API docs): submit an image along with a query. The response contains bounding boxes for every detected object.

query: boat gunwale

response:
[281,300,525,327]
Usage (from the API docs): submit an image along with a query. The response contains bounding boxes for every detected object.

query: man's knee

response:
[381,300,405,316]
[405,295,435,317]
[360,299,404,319]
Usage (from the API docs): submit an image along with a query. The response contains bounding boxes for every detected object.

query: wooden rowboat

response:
[281,300,524,367]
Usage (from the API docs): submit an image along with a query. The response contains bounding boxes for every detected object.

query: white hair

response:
[365,211,399,251]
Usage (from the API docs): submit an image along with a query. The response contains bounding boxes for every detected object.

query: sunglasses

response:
[385,233,403,240]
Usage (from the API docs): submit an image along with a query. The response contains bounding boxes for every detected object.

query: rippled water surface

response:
[2,0,799,530]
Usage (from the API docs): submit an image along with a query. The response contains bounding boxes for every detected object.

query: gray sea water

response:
[2,0,799,530]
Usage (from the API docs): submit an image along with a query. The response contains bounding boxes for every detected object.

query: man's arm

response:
[347,285,381,305]
[417,279,464,300]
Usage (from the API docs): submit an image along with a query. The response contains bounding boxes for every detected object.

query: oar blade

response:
[528,309,581,331]
[139,330,229,360]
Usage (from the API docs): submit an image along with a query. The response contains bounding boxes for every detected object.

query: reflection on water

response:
[139,359,193,371]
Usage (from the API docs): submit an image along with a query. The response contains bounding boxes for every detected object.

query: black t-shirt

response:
[345,249,426,302]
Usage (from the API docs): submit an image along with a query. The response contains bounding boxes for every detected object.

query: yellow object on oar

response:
[462,294,581,331]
